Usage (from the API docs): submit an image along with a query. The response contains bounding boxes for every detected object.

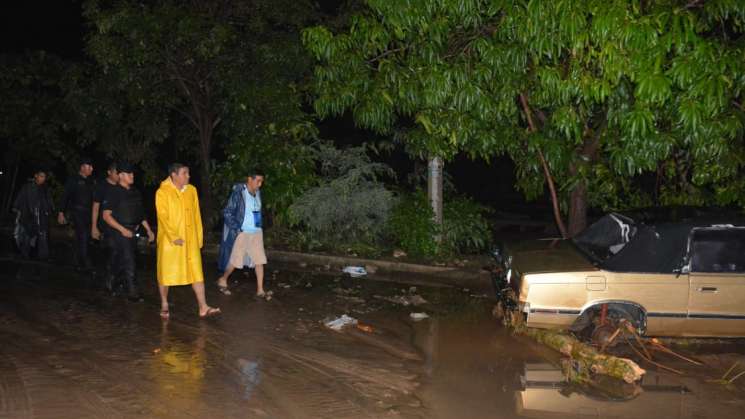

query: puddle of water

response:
[411,305,745,419]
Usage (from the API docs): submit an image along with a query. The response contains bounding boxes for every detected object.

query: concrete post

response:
[427,156,444,234]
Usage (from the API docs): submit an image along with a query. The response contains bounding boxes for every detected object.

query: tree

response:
[0,52,76,212]
[65,66,171,184]
[83,0,319,226]
[303,0,745,236]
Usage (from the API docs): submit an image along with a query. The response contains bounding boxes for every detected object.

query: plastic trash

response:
[342,266,367,277]
[324,314,358,331]
[356,323,374,333]
[410,312,430,321]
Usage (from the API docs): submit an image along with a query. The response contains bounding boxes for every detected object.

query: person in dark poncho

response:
[13,169,54,260]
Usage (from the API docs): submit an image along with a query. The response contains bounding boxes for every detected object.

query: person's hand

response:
[91,226,101,240]
[173,238,184,246]
[147,230,155,244]
[121,228,134,238]
[57,213,66,225]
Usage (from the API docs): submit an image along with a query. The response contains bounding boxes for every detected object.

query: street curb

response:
[204,244,493,293]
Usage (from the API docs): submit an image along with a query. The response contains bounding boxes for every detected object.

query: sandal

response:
[159,309,170,320]
[216,282,232,296]
[199,307,221,319]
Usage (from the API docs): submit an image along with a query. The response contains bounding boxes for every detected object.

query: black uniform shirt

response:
[93,180,120,229]
[60,174,95,213]
[101,185,144,230]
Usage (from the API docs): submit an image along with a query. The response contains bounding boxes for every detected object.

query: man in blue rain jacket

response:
[217,169,267,297]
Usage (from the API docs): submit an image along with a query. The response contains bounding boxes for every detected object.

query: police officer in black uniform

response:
[58,157,96,270]
[92,161,120,292]
[102,162,155,300]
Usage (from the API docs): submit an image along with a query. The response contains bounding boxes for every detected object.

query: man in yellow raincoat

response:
[155,163,220,319]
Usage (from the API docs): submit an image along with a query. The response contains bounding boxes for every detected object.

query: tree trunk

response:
[537,150,568,238]
[3,155,20,214]
[568,180,588,237]
[519,94,568,238]
[518,326,645,384]
[198,122,214,232]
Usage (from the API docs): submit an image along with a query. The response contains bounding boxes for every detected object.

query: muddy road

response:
[1,254,745,418]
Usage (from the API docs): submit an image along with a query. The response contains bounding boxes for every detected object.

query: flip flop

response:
[159,309,170,320]
[199,307,221,319]
[216,282,232,296]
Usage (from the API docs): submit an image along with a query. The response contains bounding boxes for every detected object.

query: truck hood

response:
[510,239,598,274]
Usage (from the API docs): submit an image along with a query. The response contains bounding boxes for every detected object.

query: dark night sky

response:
[1,1,85,59]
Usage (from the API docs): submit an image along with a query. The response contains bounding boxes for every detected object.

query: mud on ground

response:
[1,257,745,419]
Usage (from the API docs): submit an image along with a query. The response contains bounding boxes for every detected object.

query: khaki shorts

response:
[229,231,267,268]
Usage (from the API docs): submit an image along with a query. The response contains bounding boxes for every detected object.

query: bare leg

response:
[158,285,170,315]
[192,281,219,316]
[255,264,265,296]
[217,265,236,288]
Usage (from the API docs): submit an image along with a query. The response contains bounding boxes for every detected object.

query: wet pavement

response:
[2,247,745,418]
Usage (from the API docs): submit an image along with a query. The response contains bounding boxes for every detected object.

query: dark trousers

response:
[19,230,49,260]
[111,230,139,298]
[102,233,117,291]
[71,209,92,268]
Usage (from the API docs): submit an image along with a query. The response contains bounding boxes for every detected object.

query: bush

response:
[213,121,317,229]
[388,190,493,258]
[288,142,396,248]
[440,195,493,255]
[387,191,439,258]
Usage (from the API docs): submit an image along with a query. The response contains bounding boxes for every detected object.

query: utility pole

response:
[427,156,443,242]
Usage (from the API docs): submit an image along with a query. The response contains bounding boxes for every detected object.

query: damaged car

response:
[492,209,745,342]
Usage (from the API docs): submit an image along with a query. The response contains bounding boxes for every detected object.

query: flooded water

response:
[1,247,745,418]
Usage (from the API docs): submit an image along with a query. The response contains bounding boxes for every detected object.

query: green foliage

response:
[441,194,493,255]
[0,52,76,171]
[389,190,493,258]
[214,121,318,228]
[303,0,745,227]
[82,0,323,223]
[387,191,439,258]
[288,142,396,248]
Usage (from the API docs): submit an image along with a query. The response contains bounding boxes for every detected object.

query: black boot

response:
[125,275,143,302]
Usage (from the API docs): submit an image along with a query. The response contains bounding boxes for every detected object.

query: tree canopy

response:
[304,0,745,235]
[83,0,321,225]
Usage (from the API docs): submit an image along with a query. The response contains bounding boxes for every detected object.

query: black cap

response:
[79,156,93,166]
[117,161,135,174]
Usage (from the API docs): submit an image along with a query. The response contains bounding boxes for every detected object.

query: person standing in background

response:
[92,161,120,292]
[58,157,95,271]
[13,169,54,260]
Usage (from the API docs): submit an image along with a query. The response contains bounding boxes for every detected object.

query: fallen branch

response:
[518,326,645,383]
[624,335,683,375]
[648,340,703,366]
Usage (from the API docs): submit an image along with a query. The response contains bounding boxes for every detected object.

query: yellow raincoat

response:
[155,178,204,286]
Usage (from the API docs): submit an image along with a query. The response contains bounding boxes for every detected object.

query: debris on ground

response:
[324,314,358,331]
[373,294,428,306]
[393,249,407,258]
[356,323,374,333]
[409,312,429,321]
[342,266,367,277]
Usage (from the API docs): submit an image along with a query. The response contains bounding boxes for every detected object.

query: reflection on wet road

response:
[1,257,744,418]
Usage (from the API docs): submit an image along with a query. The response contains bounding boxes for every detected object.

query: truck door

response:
[687,228,745,337]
